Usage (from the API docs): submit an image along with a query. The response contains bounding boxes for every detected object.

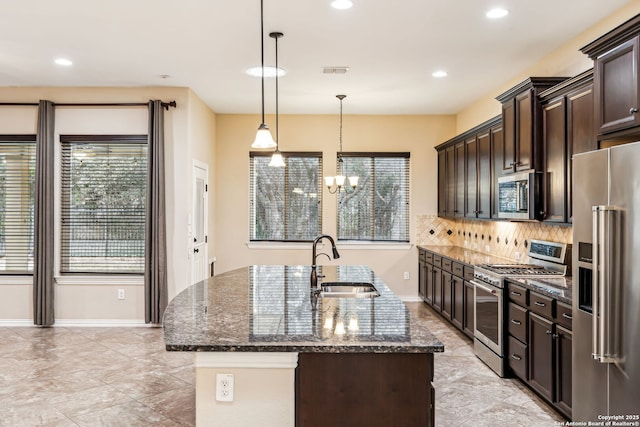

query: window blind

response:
[337,152,410,242]
[60,135,147,274]
[249,152,323,242]
[0,135,36,274]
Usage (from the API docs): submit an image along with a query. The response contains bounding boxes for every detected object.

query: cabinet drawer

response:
[508,336,528,380]
[419,249,426,262]
[508,303,528,343]
[442,258,453,273]
[508,283,528,306]
[425,252,434,264]
[555,301,573,329]
[529,292,554,319]
[433,255,442,268]
[463,266,474,281]
[452,262,464,277]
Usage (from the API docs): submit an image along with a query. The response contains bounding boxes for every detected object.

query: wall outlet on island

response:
[216,373,234,402]
[117,289,125,300]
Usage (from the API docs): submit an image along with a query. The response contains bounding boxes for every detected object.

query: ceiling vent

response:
[322,66,349,74]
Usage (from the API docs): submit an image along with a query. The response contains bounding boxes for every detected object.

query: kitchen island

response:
[163,265,444,427]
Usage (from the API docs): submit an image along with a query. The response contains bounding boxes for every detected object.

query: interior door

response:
[192,162,208,285]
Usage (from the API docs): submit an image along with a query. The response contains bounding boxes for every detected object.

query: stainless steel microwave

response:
[497,170,541,220]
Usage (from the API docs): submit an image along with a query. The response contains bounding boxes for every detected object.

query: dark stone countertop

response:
[417,245,512,266]
[163,265,444,354]
[507,276,573,305]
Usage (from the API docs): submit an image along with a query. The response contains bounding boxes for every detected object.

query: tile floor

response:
[0,303,565,427]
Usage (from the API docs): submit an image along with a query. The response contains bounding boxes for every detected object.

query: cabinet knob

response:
[630,107,638,115]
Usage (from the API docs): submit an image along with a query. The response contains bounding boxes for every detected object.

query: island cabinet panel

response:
[296,353,434,427]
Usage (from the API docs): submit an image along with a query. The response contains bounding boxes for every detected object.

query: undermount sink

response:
[320,282,380,298]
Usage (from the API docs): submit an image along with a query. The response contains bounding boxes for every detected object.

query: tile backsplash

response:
[416,215,572,263]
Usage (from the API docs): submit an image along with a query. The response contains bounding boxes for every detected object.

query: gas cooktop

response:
[474,264,564,276]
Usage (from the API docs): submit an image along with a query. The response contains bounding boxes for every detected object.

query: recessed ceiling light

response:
[486,8,509,19]
[331,0,353,10]
[246,66,287,78]
[432,70,448,78]
[54,58,73,66]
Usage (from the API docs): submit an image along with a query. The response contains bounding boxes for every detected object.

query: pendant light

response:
[268,31,285,167]
[251,0,276,149]
[325,95,358,193]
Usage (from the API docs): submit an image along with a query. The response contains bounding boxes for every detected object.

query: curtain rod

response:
[0,100,177,110]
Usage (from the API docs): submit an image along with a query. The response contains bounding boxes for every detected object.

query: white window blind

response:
[250,152,322,241]
[337,153,410,242]
[60,135,147,274]
[0,135,36,274]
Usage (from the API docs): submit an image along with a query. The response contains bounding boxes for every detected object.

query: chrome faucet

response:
[310,234,340,310]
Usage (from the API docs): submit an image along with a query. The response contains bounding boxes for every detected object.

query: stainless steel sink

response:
[320,282,380,298]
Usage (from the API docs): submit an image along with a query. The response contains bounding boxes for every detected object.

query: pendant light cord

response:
[275,34,279,146]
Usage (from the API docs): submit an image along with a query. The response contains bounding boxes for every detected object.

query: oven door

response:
[472,280,503,355]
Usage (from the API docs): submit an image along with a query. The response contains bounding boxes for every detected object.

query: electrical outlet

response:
[485,245,491,253]
[515,252,521,260]
[117,289,125,300]
[403,271,410,280]
[216,373,234,402]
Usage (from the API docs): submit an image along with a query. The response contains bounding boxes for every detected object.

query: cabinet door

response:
[451,275,464,330]
[441,271,453,319]
[465,136,478,217]
[515,90,534,171]
[542,97,567,223]
[445,146,456,217]
[425,264,434,306]
[490,125,504,219]
[437,149,447,217]
[567,85,594,223]
[476,130,491,219]
[463,280,475,338]
[555,325,572,419]
[454,142,465,217]
[432,267,442,312]
[418,259,426,301]
[502,99,516,173]
[595,36,640,134]
[528,312,554,402]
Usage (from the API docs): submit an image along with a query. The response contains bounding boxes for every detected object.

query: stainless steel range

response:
[472,239,571,377]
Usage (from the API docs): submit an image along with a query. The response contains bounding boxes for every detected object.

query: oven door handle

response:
[472,281,497,294]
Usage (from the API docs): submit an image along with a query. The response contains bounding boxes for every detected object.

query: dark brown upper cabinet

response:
[539,70,594,224]
[435,115,500,220]
[581,13,640,142]
[495,78,569,175]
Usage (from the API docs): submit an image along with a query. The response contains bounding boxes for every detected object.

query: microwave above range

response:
[497,170,542,221]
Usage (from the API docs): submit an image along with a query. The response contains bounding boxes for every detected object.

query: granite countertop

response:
[418,245,512,266]
[508,276,573,305]
[163,265,444,354]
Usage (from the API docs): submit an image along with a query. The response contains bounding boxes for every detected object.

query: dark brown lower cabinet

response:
[528,312,554,402]
[508,335,528,381]
[441,271,453,319]
[463,280,475,338]
[433,267,443,312]
[555,325,572,419]
[425,264,434,305]
[296,352,434,427]
[451,275,464,330]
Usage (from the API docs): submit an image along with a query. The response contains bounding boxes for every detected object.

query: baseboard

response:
[0,319,158,327]
[399,295,424,302]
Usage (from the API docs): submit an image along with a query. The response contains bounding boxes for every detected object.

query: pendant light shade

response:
[269,31,285,167]
[251,0,276,149]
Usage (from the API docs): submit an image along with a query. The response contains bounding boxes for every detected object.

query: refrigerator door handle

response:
[593,205,621,364]
[592,206,600,361]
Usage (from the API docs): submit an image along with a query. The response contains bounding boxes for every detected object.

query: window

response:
[250,152,322,241]
[60,135,147,274]
[337,153,410,242]
[0,135,36,274]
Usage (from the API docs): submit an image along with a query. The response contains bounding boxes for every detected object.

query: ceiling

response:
[0,0,631,115]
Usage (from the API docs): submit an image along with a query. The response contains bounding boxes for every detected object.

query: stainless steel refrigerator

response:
[573,142,640,421]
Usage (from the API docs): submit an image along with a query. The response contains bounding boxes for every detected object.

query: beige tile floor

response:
[0,303,565,427]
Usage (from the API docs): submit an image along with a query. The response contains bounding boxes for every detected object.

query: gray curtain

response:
[145,100,168,324]
[33,100,55,326]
